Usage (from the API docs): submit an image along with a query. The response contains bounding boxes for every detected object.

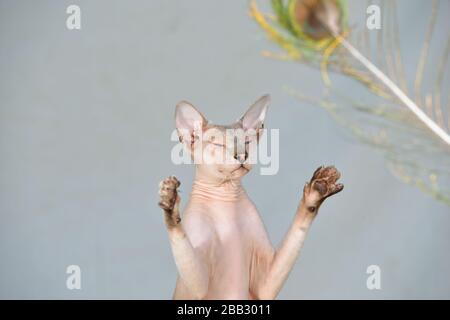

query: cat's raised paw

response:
[158,176,181,227]
[303,165,343,212]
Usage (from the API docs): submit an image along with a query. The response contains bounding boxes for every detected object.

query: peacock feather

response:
[250,0,450,205]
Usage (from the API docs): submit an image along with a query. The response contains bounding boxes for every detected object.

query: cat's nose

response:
[234,152,248,164]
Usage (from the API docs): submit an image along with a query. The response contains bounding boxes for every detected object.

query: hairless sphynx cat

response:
[158,95,343,299]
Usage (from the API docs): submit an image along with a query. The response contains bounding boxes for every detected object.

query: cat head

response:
[175,95,270,181]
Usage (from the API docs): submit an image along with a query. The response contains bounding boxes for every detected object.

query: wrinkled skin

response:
[158,95,343,299]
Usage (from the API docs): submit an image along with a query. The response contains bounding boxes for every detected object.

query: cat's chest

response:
[187,196,264,248]
[213,213,249,245]
[203,200,260,250]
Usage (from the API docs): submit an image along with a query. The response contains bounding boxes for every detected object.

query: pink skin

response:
[158,95,343,299]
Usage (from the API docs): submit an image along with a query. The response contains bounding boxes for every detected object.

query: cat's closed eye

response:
[211,143,224,147]
[211,140,252,147]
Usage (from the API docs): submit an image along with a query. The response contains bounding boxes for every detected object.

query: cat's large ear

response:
[175,101,207,148]
[239,94,270,133]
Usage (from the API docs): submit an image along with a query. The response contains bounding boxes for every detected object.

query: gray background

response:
[0,0,449,299]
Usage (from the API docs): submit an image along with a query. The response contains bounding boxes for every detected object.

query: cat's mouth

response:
[231,164,249,174]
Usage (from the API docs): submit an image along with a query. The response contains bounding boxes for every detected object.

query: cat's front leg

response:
[255,166,343,299]
[158,176,209,299]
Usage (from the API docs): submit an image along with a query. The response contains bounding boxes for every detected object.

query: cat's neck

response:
[190,174,246,202]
